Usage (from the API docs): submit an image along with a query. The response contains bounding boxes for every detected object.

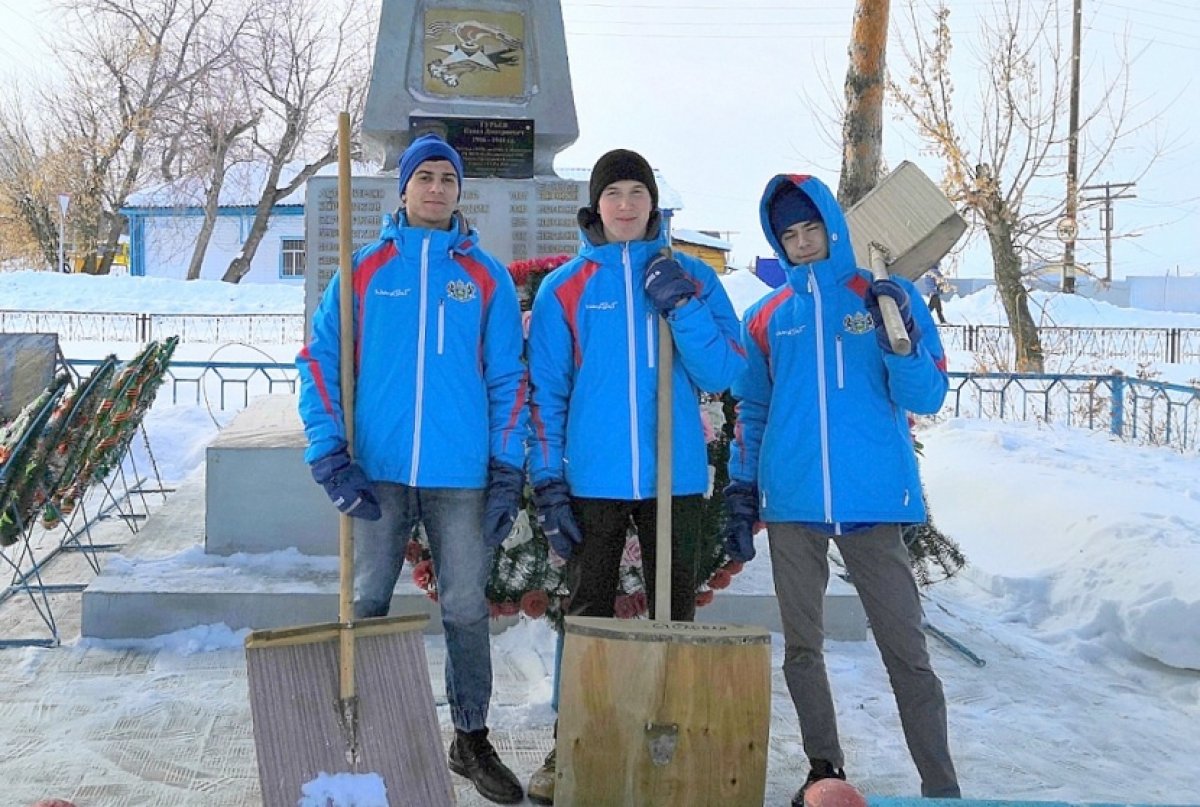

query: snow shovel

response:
[243,112,453,807]
[845,160,968,355]
[555,229,772,806]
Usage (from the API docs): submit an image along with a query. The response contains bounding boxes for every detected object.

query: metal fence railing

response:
[6,309,1199,364]
[939,325,1200,365]
[62,358,1200,454]
[1,310,304,344]
[942,372,1200,452]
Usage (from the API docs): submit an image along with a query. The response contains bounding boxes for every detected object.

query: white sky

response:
[2,1,1198,279]
[3,271,1199,803]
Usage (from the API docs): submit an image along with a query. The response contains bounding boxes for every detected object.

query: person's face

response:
[597,180,653,243]
[403,160,459,229]
[779,219,829,265]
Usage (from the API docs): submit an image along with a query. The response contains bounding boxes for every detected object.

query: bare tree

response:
[0,88,68,269]
[53,0,239,275]
[152,5,260,281]
[890,0,1152,371]
[219,0,372,284]
[838,0,890,208]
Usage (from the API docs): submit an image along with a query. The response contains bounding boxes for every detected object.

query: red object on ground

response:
[803,778,868,807]
[31,800,78,807]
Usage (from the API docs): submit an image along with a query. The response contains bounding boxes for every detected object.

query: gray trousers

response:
[768,522,960,798]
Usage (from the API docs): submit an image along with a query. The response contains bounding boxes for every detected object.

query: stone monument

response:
[304,0,588,331]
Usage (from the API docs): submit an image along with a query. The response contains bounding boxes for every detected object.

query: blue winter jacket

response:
[728,174,948,525]
[528,220,745,499]
[297,211,528,488]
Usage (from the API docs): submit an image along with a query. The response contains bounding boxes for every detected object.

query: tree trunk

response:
[838,0,890,208]
[186,158,230,280]
[981,209,1044,372]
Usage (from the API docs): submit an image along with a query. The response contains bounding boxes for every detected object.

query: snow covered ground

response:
[2,269,1200,805]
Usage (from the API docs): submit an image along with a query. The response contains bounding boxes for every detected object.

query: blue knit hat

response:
[769,184,822,241]
[398,134,464,197]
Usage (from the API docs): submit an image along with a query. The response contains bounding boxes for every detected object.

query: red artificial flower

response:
[411,559,435,590]
[499,601,520,617]
[520,589,550,619]
[488,602,502,618]
[695,589,715,607]
[723,560,744,576]
[708,569,732,590]
[631,590,648,616]
[613,593,638,619]
[405,539,424,565]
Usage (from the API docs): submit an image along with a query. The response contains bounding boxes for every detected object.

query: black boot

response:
[448,728,524,804]
[790,758,847,806]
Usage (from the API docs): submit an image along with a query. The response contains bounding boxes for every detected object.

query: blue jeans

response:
[354,483,493,733]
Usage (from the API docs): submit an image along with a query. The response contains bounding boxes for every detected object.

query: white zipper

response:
[623,245,641,499]
[437,299,445,355]
[410,236,431,486]
[811,272,833,523]
[646,313,655,369]
[835,335,845,389]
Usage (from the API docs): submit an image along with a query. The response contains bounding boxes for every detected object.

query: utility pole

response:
[57,194,71,273]
[1080,181,1137,285]
[1062,0,1083,294]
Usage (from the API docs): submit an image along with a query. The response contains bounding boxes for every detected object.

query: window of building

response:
[280,238,305,278]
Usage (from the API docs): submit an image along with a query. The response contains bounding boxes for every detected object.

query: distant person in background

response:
[924,263,951,325]
[725,172,960,803]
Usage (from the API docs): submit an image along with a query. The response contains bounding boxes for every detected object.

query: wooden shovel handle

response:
[869,243,912,357]
[655,314,672,622]
[336,111,356,703]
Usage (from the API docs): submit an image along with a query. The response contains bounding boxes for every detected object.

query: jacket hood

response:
[759,174,855,277]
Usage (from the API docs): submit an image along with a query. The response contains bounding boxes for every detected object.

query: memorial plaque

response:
[410,116,534,179]
[303,176,586,336]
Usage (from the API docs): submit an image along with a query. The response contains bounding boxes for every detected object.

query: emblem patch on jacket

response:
[446,279,478,302]
[844,311,874,335]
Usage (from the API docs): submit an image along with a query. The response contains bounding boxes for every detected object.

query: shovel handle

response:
[869,243,912,357]
[336,112,357,708]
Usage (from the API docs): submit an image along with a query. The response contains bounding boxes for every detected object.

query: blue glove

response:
[483,459,525,548]
[644,253,695,315]
[864,278,922,353]
[533,479,583,560]
[722,481,759,562]
[311,447,381,521]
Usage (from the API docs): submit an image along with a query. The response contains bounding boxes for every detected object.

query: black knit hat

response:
[588,149,659,210]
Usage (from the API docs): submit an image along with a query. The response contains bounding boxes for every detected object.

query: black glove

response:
[483,459,525,548]
[722,481,759,562]
[310,447,381,521]
[864,278,922,353]
[532,478,583,560]
[644,253,695,315]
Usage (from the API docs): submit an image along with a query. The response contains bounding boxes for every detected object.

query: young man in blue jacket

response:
[523,149,746,803]
[296,134,528,804]
[725,173,961,802]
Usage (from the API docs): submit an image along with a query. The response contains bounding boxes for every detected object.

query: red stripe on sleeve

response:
[298,345,335,417]
[554,260,603,367]
[747,287,793,358]
[352,242,397,370]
